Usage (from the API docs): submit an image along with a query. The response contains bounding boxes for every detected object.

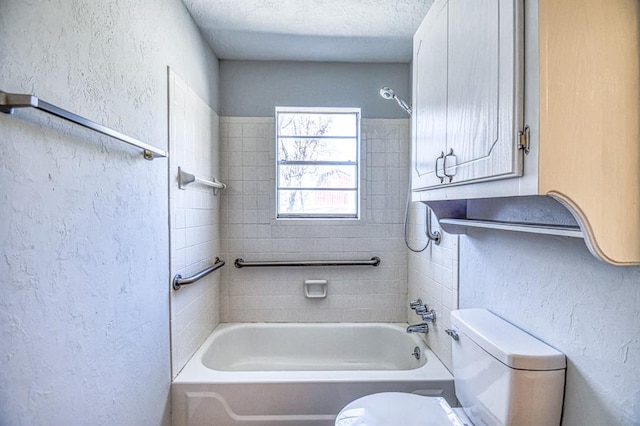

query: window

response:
[276,107,360,219]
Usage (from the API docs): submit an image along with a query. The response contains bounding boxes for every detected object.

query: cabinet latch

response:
[518,125,531,154]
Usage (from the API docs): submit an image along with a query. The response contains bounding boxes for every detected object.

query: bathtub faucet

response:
[410,300,437,324]
[406,323,429,334]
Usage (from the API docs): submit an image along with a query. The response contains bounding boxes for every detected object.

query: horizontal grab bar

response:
[172,257,225,290]
[178,167,226,195]
[234,257,381,268]
[0,90,167,160]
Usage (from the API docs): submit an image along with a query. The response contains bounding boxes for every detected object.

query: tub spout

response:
[406,323,429,334]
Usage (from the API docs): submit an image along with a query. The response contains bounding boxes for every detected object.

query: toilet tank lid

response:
[451,309,566,371]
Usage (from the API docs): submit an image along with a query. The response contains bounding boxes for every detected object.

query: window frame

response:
[275,106,361,220]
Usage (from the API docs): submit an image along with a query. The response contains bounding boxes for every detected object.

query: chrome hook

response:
[425,207,441,245]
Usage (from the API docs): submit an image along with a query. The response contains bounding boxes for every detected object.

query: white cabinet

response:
[412,0,523,191]
[411,0,640,266]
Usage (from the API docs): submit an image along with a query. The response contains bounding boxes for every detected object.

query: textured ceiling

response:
[182,0,434,63]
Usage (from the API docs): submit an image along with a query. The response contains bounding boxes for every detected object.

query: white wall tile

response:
[407,208,460,372]
[169,70,222,378]
[220,118,410,323]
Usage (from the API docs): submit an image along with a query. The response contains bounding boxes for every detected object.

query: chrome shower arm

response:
[394,96,412,115]
[380,86,412,116]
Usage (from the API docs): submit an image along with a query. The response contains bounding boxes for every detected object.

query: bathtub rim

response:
[173,322,454,385]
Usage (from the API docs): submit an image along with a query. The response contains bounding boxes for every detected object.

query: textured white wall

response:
[169,70,222,378]
[219,118,410,322]
[459,231,640,426]
[0,1,218,424]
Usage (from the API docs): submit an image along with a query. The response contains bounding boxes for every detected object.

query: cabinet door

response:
[412,0,448,191]
[412,0,523,191]
[446,0,523,184]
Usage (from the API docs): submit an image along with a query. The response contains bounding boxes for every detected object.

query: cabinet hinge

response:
[518,125,531,154]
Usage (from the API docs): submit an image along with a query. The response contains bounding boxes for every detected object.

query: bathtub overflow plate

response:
[411,346,421,360]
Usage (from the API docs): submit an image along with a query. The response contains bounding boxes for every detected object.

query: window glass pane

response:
[279,165,357,189]
[278,113,357,137]
[278,190,358,216]
[278,138,357,162]
[276,107,360,219]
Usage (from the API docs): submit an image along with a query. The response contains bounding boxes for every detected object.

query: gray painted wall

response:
[219,60,411,118]
[0,0,218,424]
[459,231,640,426]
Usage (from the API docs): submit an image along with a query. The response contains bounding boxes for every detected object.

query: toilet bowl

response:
[335,309,566,426]
[336,392,470,426]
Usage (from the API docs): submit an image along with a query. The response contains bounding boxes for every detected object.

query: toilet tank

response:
[450,309,566,426]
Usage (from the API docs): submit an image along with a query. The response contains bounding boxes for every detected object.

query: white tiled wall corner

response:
[168,69,222,378]
[219,117,410,323]
[407,203,459,372]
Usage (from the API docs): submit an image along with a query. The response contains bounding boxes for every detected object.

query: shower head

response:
[380,87,395,100]
[379,86,412,116]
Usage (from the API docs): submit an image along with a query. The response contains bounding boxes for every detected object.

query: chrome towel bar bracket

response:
[0,90,167,160]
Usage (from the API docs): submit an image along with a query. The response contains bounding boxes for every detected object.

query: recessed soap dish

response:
[304,279,328,299]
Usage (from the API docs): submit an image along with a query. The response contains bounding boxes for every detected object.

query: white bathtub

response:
[172,323,455,426]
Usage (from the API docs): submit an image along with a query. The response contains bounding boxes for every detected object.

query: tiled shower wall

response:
[219,117,410,322]
[169,70,222,377]
[406,203,459,371]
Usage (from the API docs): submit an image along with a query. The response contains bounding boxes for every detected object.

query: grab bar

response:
[234,257,381,268]
[172,257,225,290]
[178,167,226,195]
[0,90,167,160]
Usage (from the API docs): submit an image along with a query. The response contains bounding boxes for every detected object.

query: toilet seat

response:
[335,392,468,426]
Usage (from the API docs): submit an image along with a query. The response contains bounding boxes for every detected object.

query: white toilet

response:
[336,308,566,426]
